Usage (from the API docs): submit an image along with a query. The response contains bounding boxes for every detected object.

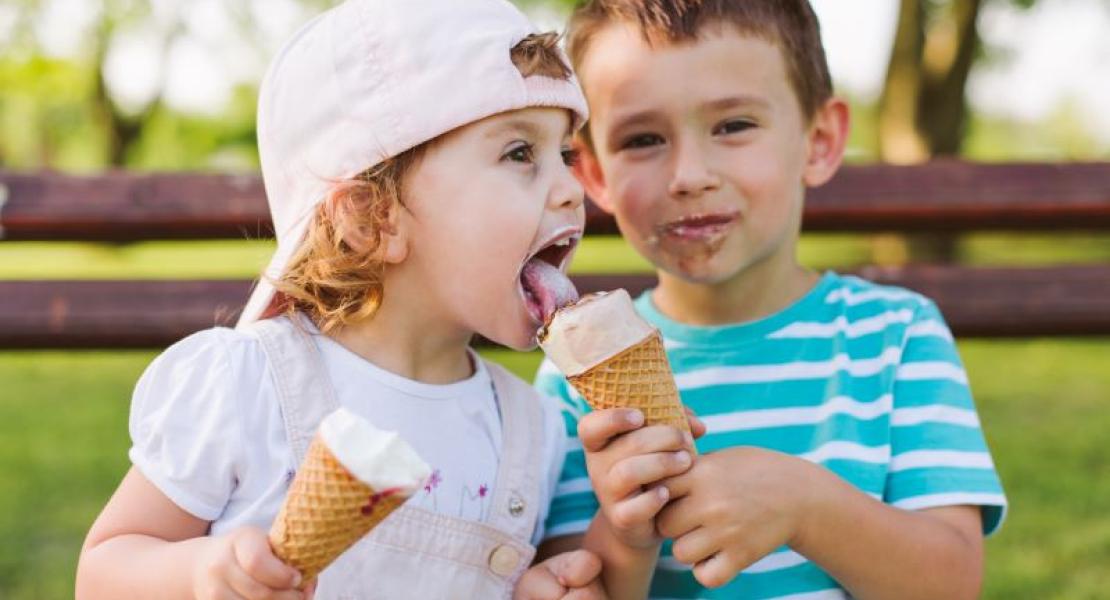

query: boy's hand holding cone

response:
[269,408,431,587]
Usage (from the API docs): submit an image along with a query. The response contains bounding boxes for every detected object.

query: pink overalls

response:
[252,316,545,599]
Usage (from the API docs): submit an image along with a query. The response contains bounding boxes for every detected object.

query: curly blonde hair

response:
[267,146,426,333]
[267,32,573,333]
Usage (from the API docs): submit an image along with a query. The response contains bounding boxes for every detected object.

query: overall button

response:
[489,545,521,577]
[508,495,525,517]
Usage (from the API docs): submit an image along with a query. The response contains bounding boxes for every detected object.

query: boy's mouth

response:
[657,211,740,241]
[518,228,581,326]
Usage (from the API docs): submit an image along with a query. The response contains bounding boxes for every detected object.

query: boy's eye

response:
[714,119,755,135]
[621,133,665,150]
[561,147,580,167]
[503,143,535,163]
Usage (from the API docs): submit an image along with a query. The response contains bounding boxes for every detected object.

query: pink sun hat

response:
[237,0,589,328]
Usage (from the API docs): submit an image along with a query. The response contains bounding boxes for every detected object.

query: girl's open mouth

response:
[518,231,580,325]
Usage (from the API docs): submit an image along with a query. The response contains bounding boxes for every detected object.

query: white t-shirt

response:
[128,325,567,544]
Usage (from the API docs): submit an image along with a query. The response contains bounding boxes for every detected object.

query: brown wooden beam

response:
[3,161,1110,240]
[3,265,1109,348]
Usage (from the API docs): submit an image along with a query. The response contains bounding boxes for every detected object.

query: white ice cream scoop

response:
[538,289,657,377]
[318,408,431,494]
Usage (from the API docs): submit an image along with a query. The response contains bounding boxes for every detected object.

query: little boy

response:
[536,1,1007,598]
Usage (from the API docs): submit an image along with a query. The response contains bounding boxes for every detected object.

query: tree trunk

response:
[876,0,984,264]
[878,0,929,164]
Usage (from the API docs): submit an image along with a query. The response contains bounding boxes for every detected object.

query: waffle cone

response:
[269,434,407,586]
[567,331,691,437]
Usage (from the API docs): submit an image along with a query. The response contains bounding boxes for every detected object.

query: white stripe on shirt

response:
[893,492,1008,511]
[657,549,809,574]
[890,450,995,472]
[554,477,593,497]
[906,319,955,341]
[544,518,591,538]
[825,287,918,306]
[896,361,969,385]
[892,405,980,428]
[800,441,890,464]
[676,348,902,389]
[767,310,914,339]
[702,395,893,432]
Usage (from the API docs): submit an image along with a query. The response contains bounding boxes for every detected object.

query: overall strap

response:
[483,359,544,542]
[251,315,341,464]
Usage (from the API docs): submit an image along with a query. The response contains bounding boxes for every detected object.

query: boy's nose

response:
[668,140,720,198]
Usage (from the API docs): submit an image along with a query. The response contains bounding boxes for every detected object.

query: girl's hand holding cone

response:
[192,526,311,600]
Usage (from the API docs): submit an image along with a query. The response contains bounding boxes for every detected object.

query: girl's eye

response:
[504,143,535,163]
[561,147,581,167]
[714,119,755,135]
[621,133,664,150]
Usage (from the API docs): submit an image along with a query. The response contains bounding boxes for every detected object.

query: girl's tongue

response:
[521,257,579,324]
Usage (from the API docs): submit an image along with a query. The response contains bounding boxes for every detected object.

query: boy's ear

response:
[802,97,850,188]
[571,138,615,214]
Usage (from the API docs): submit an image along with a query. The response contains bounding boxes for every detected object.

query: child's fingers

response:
[683,406,708,440]
[225,563,285,600]
[543,549,601,589]
[669,525,718,567]
[562,580,607,600]
[578,409,644,453]
[657,465,696,501]
[231,527,303,590]
[512,563,566,600]
[607,450,692,498]
[656,495,698,539]
[604,424,690,462]
[692,552,738,590]
[607,485,670,533]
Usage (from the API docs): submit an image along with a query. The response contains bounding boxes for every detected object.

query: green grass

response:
[2,342,1109,598]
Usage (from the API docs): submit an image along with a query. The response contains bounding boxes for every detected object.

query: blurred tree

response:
[875,0,1037,263]
[91,1,183,165]
[879,0,1037,163]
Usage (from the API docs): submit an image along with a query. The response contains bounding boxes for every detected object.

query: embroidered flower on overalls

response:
[424,468,442,494]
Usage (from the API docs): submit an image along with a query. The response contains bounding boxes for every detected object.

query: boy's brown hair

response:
[567,0,833,122]
[269,33,573,333]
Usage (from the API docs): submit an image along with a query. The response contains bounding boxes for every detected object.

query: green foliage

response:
[0,55,110,170]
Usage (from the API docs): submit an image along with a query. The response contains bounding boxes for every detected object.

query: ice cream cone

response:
[268,408,430,586]
[269,435,406,585]
[566,330,690,434]
[539,290,691,438]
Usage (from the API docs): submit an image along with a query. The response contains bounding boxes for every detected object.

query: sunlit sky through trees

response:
[4,0,1108,143]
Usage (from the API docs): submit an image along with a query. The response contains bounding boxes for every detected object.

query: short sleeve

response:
[128,328,244,521]
[534,359,598,541]
[887,300,1008,535]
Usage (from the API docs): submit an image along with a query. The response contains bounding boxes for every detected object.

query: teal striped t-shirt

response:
[535,272,1007,600]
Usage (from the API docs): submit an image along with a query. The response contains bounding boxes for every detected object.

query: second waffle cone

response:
[269,434,407,586]
[567,331,691,436]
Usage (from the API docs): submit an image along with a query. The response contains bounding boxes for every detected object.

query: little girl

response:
[75,1,605,598]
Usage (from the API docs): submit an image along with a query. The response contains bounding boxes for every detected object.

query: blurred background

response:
[1,0,1108,597]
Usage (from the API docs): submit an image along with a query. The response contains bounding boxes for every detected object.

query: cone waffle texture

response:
[567,331,691,435]
[269,434,407,585]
